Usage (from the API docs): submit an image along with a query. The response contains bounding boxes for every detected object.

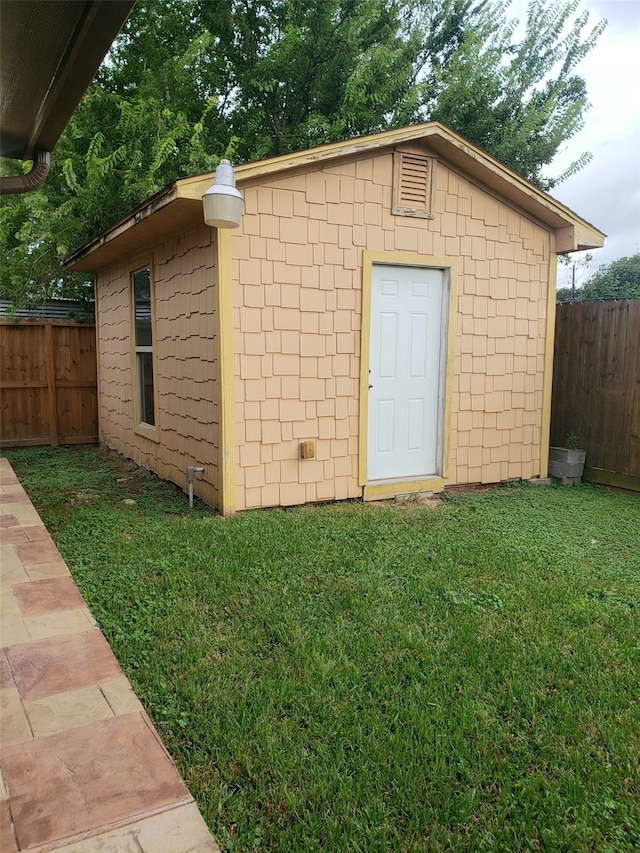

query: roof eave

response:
[179,122,605,250]
[66,121,605,271]
[0,0,135,161]
[66,183,183,271]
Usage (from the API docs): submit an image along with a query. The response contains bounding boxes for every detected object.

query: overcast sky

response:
[508,0,640,289]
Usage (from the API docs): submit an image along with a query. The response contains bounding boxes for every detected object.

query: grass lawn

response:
[4,445,639,852]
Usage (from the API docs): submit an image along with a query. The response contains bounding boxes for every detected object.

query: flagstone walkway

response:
[0,457,220,853]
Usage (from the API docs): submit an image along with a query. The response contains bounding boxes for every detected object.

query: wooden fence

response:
[0,320,98,448]
[550,299,640,491]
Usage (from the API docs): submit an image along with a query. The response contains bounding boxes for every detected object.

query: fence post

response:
[44,323,59,446]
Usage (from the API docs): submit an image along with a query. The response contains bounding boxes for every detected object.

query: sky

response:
[508,0,640,290]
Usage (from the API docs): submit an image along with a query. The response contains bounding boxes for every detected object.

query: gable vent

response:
[393,152,435,219]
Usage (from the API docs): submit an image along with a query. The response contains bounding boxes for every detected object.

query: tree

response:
[556,251,592,303]
[565,254,640,302]
[424,0,605,189]
[1,0,225,311]
[1,0,605,310]
[196,0,604,186]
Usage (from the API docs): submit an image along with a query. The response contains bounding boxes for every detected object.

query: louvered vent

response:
[393,152,434,218]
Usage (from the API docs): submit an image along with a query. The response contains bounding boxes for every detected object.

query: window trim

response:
[130,259,160,441]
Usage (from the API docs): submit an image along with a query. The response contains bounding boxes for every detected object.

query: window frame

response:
[130,260,159,440]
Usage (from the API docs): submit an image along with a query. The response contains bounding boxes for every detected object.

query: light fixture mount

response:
[202,159,244,228]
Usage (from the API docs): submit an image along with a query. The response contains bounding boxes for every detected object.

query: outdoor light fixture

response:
[202,159,244,228]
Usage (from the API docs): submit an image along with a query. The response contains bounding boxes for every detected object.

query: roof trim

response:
[66,121,605,271]
[0,0,135,161]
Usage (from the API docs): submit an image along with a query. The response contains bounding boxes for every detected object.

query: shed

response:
[66,122,605,514]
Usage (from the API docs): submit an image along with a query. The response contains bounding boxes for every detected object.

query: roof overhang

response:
[0,0,135,161]
[66,121,605,272]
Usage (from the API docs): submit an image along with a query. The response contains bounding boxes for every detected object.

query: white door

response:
[368,264,445,481]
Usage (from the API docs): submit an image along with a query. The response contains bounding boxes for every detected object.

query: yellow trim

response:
[216,229,237,516]
[359,252,457,490]
[363,478,445,501]
[180,125,448,196]
[358,251,373,486]
[129,257,160,443]
[364,250,454,269]
[93,276,102,444]
[442,262,457,479]
[540,239,558,479]
[133,422,159,443]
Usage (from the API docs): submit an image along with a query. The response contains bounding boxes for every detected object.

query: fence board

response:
[550,299,640,489]
[0,320,98,448]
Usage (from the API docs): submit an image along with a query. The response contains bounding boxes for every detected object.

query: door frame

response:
[359,251,457,500]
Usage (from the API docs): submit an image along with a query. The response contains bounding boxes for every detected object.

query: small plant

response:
[565,432,580,450]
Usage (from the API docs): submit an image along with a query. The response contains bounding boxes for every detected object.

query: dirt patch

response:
[369,494,443,509]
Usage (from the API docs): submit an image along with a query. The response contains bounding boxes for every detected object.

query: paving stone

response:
[14,576,86,617]
[0,460,222,853]
[0,799,19,853]
[23,525,53,542]
[0,529,29,544]
[6,630,122,701]
[41,830,142,852]
[0,686,33,746]
[0,765,8,799]
[4,509,42,527]
[0,650,13,688]
[25,608,96,641]
[2,804,220,853]
[136,802,221,853]
[0,545,30,585]
[25,684,115,738]
[0,493,30,505]
[100,676,144,716]
[15,539,62,566]
[25,560,71,580]
[0,484,25,495]
[0,612,30,648]
[2,713,191,850]
[0,587,21,623]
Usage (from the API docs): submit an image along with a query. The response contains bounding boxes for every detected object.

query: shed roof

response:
[66,122,605,273]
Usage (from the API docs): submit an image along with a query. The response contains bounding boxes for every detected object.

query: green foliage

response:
[558,254,640,302]
[579,254,640,302]
[0,158,95,309]
[565,432,580,449]
[5,445,640,853]
[427,0,605,189]
[1,0,605,311]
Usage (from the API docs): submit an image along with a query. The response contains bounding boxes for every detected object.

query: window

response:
[132,266,156,428]
[393,151,435,219]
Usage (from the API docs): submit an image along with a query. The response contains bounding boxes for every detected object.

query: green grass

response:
[5,445,640,852]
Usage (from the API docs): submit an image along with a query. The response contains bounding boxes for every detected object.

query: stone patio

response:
[0,457,220,853]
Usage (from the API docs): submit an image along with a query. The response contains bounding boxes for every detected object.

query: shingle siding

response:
[230,151,550,510]
[95,148,551,512]
[96,226,221,508]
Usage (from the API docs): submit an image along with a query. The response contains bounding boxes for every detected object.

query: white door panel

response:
[368,264,445,481]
